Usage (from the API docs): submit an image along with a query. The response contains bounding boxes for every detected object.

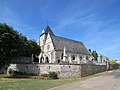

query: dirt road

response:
[49,69,120,90]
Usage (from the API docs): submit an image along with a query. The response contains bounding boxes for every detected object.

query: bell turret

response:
[42,29,45,34]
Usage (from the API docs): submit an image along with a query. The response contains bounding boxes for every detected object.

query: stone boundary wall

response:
[109,64,119,70]
[80,64,106,77]
[8,64,108,78]
[0,68,7,74]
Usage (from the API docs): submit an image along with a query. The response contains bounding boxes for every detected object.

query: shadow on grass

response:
[0,74,33,79]
[4,75,58,80]
[5,76,30,79]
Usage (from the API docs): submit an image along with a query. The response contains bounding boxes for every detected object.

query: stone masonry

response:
[8,64,107,78]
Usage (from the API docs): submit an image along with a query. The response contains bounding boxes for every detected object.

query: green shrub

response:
[48,72,58,79]
[13,71,25,75]
[8,69,14,74]
[41,73,48,77]
[28,73,38,76]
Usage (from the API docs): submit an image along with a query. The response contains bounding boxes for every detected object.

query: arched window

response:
[45,57,49,63]
[40,57,44,63]
[86,56,89,60]
[58,60,60,63]
[72,55,75,60]
[61,53,63,59]
[80,56,82,60]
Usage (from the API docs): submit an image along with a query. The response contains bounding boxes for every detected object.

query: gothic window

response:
[58,60,60,63]
[72,55,75,60]
[45,57,49,63]
[61,53,63,59]
[80,56,82,60]
[86,56,89,60]
[40,57,44,63]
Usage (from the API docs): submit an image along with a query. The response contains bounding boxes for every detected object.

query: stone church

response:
[37,26,93,64]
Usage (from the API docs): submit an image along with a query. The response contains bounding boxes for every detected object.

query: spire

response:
[46,20,48,26]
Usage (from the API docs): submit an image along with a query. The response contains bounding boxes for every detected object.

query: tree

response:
[109,60,117,64]
[0,23,21,68]
[0,23,40,68]
[88,49,98,61]
[88,49,91,53]
[23,40,41,57]
[92,50,98,61]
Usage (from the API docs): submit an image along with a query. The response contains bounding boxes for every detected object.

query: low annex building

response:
[37,26,93,64]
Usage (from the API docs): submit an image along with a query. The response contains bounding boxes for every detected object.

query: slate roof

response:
[51,35,90,55]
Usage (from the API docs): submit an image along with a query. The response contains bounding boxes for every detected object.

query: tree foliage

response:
[109,60,117,64]
[92,50,98,61]
[89,49,98,61]
[0,23,40,68]
[88,49,91,53]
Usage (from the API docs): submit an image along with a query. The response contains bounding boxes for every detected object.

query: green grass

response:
[0,74,9,78]
[0,72,106,90]
[0,77,80,90]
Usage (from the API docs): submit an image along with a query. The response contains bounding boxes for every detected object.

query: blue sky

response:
[0,0,120,60]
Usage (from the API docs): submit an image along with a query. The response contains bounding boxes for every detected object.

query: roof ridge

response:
[52,35,83,44]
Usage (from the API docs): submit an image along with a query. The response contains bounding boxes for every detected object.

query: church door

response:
[45,57,49,63]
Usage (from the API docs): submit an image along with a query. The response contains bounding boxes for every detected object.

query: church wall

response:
[54,50,91,64]
[51,51,56,63]
[68,52,82,64]
[55,51,63,63]
[39,34,46,47]
[44,33,54,53]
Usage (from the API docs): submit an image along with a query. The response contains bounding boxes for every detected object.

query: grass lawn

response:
[0,73,105,90]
